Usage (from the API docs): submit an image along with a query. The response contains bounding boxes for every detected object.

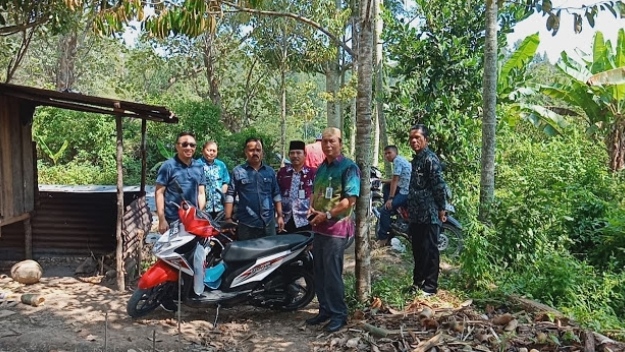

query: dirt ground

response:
[0,244,402,352]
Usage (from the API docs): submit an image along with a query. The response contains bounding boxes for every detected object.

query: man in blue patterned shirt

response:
[406,124,447,296]
[376,145,412,246]
[224,137,284,240]
[196,141,230,220]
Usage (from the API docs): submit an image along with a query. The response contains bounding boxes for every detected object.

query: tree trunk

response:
[203,32,222,108]
[478,0,498,222]
[373,0,387,170]
[325,61,341,128]
[354,0,374,303]
[607,116,625,172]
[5,28,35,83]
[56,31,78,91]
[280,33,288,166]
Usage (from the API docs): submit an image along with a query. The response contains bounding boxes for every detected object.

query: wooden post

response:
[115,115,125,291]
[140,119,147,196]
[24,217,32,259]
[136,230,144,277]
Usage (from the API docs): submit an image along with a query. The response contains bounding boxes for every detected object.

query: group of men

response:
[154,124,447,333]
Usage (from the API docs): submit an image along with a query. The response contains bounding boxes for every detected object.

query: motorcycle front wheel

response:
[276,269,315,311]
[439,222,463,258]
[127,281,176,318]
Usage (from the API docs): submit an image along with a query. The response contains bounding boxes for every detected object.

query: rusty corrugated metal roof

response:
[0,83,178,123]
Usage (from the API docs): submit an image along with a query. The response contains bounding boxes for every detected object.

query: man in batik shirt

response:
[197,141,230,220]
[277,140,316,233]
[306,127,360,333]
[406,124,447,297]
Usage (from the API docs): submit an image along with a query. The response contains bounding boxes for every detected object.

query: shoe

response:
[325,319,346,333]
[420,290,436,297]
[160,299,179,312]
[306,314,331,325]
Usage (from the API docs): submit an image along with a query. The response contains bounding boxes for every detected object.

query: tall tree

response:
[354,0,374,301]
[479,0,498,221]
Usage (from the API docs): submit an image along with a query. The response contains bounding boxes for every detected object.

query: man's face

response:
[409,129,427,153]
[289,149,305,167]
[321,135,341,158]
[384,149,396,162]
[245,140,263,163]
[176,135,197,159]
[202,143,218,161]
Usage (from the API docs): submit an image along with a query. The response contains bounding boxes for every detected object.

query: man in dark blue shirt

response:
[155,132,206,234]
[224,137,284,240]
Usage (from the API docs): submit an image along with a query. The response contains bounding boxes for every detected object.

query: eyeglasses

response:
[179,142,197,148]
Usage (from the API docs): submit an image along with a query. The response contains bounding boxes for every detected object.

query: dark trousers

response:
[409,222,440,293]
[312,234,348,323]
[238,218,276,241]
[284,217,312,233]
[376,193,408,240]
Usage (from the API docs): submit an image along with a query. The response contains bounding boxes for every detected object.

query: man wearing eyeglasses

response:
[155,132,207,235]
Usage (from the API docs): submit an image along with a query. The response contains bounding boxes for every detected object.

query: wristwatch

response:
[325,211,332,220]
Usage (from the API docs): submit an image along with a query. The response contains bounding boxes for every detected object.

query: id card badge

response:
[324,187,333,199]
[298,189,306,199]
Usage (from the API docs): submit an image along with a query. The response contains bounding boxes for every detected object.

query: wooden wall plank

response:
[21,114,34,213]
[10,100,24,216]
[0,95,11,220]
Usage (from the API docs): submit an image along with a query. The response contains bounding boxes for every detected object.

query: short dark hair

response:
[176,131,196,143]
[384,145,398,153]
[410,124,430,140]
[244,137,263,149]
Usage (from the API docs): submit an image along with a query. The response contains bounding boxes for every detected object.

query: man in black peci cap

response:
[277,140,317,233]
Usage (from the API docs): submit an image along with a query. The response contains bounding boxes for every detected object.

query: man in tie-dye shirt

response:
[306,127,360,333]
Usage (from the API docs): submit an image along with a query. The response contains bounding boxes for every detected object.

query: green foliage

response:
[457,218,499,289]
[454,116,625,333]
[497,33,539,103]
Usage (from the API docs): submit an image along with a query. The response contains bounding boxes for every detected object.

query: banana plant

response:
[35,135,69,166]
[523,29,625,171]
[497,32,540,103]
[149,140,175,173]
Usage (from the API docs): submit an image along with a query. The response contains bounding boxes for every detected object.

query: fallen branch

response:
[412,332,450,352]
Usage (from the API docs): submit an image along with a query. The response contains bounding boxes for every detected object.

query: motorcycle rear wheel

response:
[127,282,176,318]
[276,269,315,311]
[393,222,463,258]
[439,222,463,258]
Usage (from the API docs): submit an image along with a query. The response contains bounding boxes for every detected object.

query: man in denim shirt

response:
[156,132,207,234]
[224,137,284,240]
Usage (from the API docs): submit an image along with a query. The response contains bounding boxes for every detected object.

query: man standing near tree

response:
[306,127,360,333]
[277,140,316,233]
[406,124,447,297]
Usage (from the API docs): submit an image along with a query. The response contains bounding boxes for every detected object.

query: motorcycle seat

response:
[222,234,312,262]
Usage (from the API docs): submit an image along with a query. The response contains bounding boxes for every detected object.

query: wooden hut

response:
[0,83,178,289]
